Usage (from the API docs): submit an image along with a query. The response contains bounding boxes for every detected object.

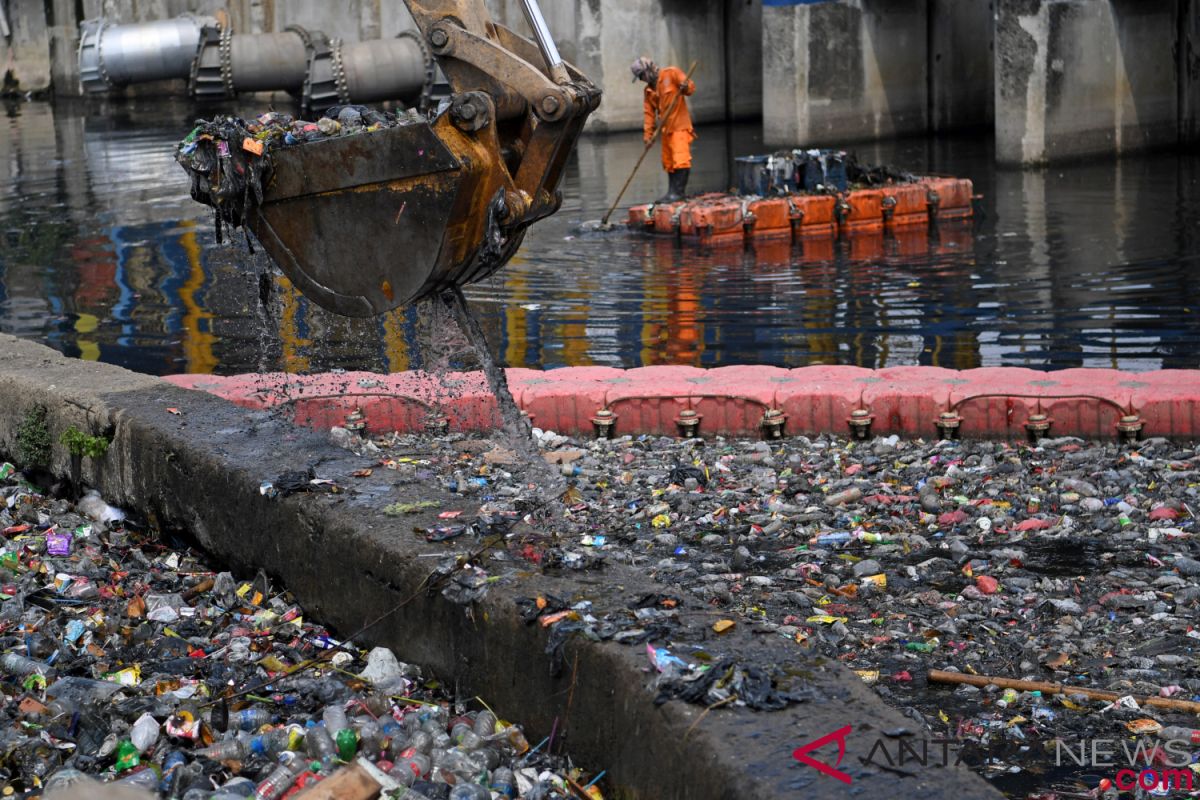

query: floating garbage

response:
[0,465,602,799]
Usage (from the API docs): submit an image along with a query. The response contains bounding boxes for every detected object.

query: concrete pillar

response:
[1,0,53,93]
[273,0,365,43]
[48,0,80,95]
[1181,0,1200,142]
[930,0,994,131]
[728,0,763,120]
[763,0,928,147]
[487,0,753,132]
[360,0,381,41]
[995,0,1180,166]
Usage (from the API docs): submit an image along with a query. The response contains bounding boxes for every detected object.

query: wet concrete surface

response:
[2,98,1200,374]
[0,333,999,799]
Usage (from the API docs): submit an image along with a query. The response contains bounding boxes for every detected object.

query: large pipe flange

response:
[301,30,343,115]
[189,24,232,99]
[78,19,112,93]
[397,28,436,113]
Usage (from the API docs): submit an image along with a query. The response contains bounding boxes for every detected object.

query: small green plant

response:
[16,405,52,468]
[60,426,111,459]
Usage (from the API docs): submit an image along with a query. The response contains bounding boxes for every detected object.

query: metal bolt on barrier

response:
[760,408,787,440]
[1025,413,1053,443]
[675,409,702,439]
[847,408,874,441]
[935,410,963,440]
[591,408,617,440]
[1116,414,1145,444]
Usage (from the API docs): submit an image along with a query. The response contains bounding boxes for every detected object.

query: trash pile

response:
[175,106,423,241]
[339,427,1200,798]
[0,462,601,799]
[734,148,917,196]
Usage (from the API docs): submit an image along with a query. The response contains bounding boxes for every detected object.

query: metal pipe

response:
[77,15,431,108]
[79,15,214,91]
[341,38,426,104]
[518,0,568,84]
[228,31,308,93]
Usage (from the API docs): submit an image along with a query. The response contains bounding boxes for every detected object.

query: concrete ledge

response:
[0,334,997,799]
[166,366,1200,441]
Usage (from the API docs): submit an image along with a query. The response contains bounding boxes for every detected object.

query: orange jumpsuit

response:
[643,66,696,173]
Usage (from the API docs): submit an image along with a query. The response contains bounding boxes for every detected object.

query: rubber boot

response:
[656,172,679,204]
[673,168,690,200]
[656,169,688,204]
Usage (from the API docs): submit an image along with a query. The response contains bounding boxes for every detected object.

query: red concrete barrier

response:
[164,366,1200,440]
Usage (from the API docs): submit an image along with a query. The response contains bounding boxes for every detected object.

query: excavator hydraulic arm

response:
[236,0,600,316]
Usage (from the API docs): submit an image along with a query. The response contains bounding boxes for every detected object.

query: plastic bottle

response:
[490,767,516,799]
[449,784,489,800]
[1157,726,1200,745]
[321,705,350,735]
[809,532,851,547]
[43,768,89,792]
[0,652,53,678]
[825,487,862,507]
[354,716,383,757]
[253,752,306,800]
[451,723,484,751]
[247,725,302,758]
[210,777,258,799]
[409,730,434,754]
[500,725,529,754]
[196,738,246,762]
[472,711,497,738]
[387,760,418,787]
[335,727,358,761]
[472,746,500,771]
[437,747,478,778]
[304,725,338,769]
[115,767,162,790]
[392,752,430,783]
[231,707,274,732]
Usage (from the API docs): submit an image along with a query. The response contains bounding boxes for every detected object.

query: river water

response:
[2,97,1199,376]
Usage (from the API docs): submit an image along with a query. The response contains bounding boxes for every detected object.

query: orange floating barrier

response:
[879,183,929,230]
[625,176,972,247]
[682,196,746,246]
[789,194,837,239]
[745,197,793,241]
[835,188,884,235]
[922,177,973,221]
[652,200,688,236]
[626,203,655,230]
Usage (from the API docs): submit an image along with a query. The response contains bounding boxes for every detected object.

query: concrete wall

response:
[995,0,1181,165]
[78,0,410,39]
[1,0,53,93]
[931,0,995,131]
[763,0,929,147]
[1179,0,1200,141]
[488,0,763,132]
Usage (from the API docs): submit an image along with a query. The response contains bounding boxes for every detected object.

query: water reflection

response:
[1,97,1199,376]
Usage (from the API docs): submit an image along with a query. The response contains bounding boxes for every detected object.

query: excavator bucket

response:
[180,0,600,317]
[247,116,518,317]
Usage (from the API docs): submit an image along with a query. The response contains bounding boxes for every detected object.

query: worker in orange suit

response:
[631,57,695,203]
